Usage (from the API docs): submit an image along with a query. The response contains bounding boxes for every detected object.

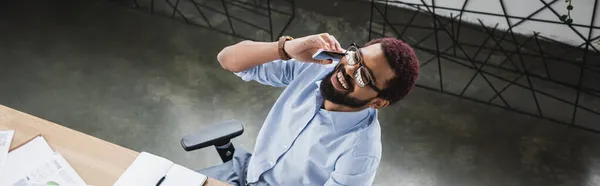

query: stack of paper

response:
[0,130,15,176]
[0,135,87,186]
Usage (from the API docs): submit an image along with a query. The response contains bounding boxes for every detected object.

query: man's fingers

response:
[322,34,336,51]
[319,59,333,64]
[330,35,343,52]
[310,59,332,64]
[320,33,342,52]
[305,36,328,50]
[317,36,331,50]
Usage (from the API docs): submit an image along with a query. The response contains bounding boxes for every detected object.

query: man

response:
[201,33,419,185]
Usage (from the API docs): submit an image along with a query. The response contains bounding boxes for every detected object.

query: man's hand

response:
[284,33,345,64]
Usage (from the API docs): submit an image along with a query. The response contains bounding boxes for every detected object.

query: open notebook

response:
[114,152,208,186]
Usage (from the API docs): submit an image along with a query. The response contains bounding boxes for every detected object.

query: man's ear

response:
[369,98,389,109]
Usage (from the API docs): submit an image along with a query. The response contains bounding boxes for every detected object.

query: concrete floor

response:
[2,0,600,185]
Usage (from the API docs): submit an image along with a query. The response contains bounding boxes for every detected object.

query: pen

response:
[156,176,166,186]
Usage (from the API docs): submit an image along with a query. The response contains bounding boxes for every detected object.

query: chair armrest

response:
[180,119,244,151]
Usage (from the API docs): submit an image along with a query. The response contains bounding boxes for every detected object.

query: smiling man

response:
[202,33,419,185]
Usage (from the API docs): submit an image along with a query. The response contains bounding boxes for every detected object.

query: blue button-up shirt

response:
[235,59,382,186]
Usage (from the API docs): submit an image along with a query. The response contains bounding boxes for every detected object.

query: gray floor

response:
[2,0,600,185]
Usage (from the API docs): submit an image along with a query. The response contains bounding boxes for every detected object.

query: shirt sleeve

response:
[234,59,310,87]
[324,154,380,186]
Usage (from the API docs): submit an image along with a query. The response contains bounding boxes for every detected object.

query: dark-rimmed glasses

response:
[343,43,382,93]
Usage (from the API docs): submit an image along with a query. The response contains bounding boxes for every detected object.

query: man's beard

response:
[319,68,372,108]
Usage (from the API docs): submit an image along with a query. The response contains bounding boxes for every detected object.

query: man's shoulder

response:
[330,116,381,160]
[332,120,382,174]
[351,119,382,158]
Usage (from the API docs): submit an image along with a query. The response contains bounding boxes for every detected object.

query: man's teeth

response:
[337,72,348,89]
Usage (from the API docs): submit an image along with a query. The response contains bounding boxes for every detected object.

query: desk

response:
[0,105,229,186]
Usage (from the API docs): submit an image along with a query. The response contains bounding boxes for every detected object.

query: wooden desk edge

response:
[1,105,229,186]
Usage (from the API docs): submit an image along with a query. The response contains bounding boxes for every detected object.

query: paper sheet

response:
[12,152,87,186]
[0,130,15,175]
[0,136,54,185]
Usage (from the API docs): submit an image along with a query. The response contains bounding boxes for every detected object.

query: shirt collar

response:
[325,108,373,133]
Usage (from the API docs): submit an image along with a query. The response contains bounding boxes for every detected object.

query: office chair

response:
[180,120,245,162]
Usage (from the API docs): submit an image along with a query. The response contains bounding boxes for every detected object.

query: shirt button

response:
[298,127,302,132]
[283,145,288,149]
[269,160,274,165]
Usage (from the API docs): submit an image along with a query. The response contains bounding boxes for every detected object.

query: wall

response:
[382,0,600,49]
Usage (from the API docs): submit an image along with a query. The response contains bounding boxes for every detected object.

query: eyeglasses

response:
[343,43,382,93]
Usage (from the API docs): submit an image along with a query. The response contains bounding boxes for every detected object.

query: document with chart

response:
[0,135,87,186]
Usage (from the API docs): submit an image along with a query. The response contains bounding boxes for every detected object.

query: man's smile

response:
[330,69,353,92]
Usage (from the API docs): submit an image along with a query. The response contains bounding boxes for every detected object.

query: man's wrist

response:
[278,36,294,60]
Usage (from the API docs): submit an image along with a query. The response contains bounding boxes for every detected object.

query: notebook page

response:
[113,152,174,186]
[160,164,208,186]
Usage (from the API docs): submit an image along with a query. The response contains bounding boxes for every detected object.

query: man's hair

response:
[364,37,419,105]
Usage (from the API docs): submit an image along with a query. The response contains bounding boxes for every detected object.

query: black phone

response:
[312,49,346,60]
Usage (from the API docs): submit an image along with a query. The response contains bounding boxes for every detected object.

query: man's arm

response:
[218,40,308,87]
[217,40,280,73]
[216,33,344,73]
[324,154,380,186]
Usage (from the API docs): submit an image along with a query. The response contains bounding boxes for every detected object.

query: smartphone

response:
[312,49,346,61]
